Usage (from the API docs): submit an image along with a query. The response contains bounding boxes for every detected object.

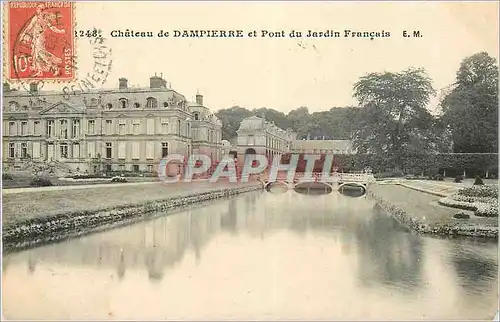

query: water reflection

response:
[2,190,498,320]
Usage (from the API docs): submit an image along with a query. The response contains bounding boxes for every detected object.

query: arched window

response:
[119,98,128,108]
[134,102,140,108]
[163,102,169,107]
[194,112,199,121]
[146,97,158,108]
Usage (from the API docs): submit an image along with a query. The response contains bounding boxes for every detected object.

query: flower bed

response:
[439,185,498,217]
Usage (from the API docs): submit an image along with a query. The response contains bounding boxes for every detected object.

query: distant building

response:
[236,115,295,163]
[2,75,222,173]
[291,139,355,155]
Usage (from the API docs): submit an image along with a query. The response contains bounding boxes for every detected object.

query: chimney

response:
[29,82,38,93]
[196,92,203,105]
[3,82,11,92]
[119,78,128,89]
[150,75,163,89]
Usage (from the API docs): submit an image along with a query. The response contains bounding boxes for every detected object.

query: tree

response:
[440,52,498,153]
[215,106,253,140]
[352,68,440,170]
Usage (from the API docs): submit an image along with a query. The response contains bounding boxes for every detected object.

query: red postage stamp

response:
[6,1,75,82]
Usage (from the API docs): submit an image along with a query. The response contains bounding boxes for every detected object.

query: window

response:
[119,165,125,171]
[60,120,68,139]
[88,120,95,134]
[147,165,153,172]
[32,142,40,158]
[34,121,40,135]
[8,143,15,158]
[105,120,113,134]
[247,134,255,145]
[21,122,27,135]
[105,142,112,159]
[119,98,128,108]
[134,102,140,108]
[60,144,68,159]
[161,142,168,158]
[187,123,190,136]
[73,143,80,158]
[21,143,27,158]
[9,122,16,136]
[194,112,199,121]
[146,142,154,159]
[105,164,112,172]
[177,120,181,135]
[88,141,96,158]
[118,142,126,159]
[132,120,140,134]
[146,118,154,135]
[163,102,169,107]
[132,165,140,172]
[132,142,140,159]
[72,119,80,138]
[161,119,168,134]
[118,120,126,135]
[106,103,113,109]
[146,97,158,108]
[46,120,54,137]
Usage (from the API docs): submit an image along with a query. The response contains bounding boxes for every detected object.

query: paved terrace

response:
[2,180,259,228]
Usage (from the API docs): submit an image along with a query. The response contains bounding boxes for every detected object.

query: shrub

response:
[2,172,13,180]
[458,186,498,199]
[473,176,484,185]
[30,176,53,187]
[453,212,470,219]
[454,175,463,183]
[111,176,127,183]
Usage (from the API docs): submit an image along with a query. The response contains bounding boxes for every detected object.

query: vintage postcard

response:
[1,1,499,320]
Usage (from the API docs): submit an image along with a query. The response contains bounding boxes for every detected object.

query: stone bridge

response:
[262,172,376,194]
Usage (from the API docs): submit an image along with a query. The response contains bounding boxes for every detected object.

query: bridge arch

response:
[265,180,289,192]
[294,181,333,194]
[245,148,256,155]
[338,182,367,196]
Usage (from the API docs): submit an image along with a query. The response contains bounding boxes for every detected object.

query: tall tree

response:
[215,106,253,140]
[440,52,498,153]
[352,68,440,169]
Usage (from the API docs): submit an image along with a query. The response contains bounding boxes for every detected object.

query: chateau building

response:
[236,115,296,162]
[291,139,355,155]
[235,115,355,164]
[2,75,222,173]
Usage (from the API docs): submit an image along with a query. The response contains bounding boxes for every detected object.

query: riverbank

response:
[2,181,263,250]
[369,181,498,238]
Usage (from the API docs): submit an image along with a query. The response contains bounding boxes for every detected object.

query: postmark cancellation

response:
[4,1,75,83]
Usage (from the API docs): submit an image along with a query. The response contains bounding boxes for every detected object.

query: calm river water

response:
[2,190,498,320]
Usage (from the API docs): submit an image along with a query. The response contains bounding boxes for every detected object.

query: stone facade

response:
[291,139,355,154]
[2,76,222,173]
[236,115,295,162]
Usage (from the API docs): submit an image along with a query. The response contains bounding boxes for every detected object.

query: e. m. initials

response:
[403,30,422,38]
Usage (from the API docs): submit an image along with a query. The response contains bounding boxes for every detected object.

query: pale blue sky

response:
[38,1,500,113]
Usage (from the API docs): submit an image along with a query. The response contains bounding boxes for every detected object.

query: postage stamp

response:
[5,1,75,82]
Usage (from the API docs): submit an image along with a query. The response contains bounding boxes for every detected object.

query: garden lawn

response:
[2,181,256,228]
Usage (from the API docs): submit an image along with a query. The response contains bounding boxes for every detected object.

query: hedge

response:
[278,153,498,177]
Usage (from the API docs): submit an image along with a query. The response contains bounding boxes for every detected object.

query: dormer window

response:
[119,98,128,108]
[163,102,169,107]
[194,112,199,121]
[106,103,113,109]
[146,97,158,108]
[134,102,140,108]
